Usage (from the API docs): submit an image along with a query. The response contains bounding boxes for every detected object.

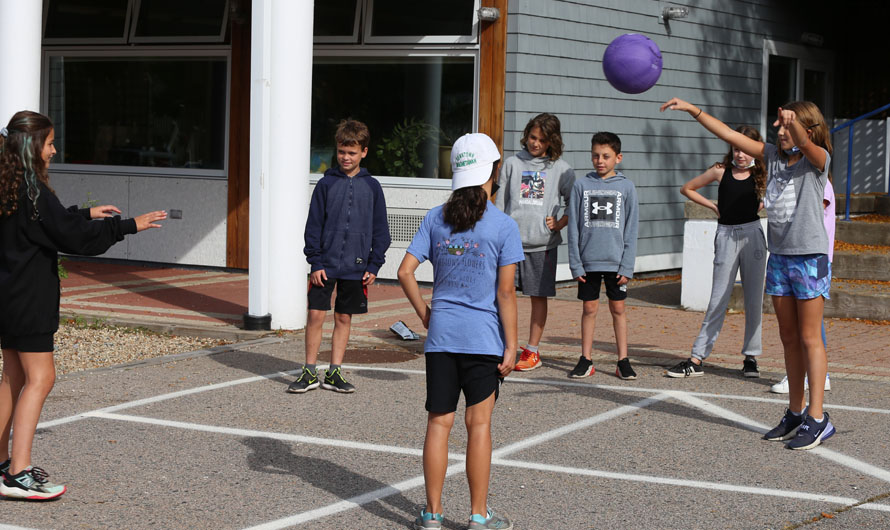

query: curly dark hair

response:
[520,113,563,161]
[1,111,54,218]
[443,186,488,234]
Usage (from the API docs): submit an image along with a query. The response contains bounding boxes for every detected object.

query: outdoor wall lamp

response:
[478,6,500,22]
[662,6,689,21]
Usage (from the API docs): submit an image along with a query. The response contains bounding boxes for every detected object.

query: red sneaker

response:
[514,347,542,371]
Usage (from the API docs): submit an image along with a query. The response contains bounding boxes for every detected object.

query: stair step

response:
[835,218,890,246]
[728,279,890,321]
[832,245,890,281]
[834,194,878,215]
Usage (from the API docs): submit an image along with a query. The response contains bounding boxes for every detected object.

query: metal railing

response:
[829,102,890,220]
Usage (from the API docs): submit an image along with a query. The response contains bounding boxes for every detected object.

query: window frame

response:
[313,0,362,44]
[363,0,481,45]
[311,45,479,188]
[129,0,230,44]
[42,0,134,45]
[41,46,232,179]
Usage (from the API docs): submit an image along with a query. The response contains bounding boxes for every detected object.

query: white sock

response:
[790,409,803,417]
[813,416,824,423]
[525,344,538,353]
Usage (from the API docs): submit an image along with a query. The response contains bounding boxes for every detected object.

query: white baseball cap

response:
[450,133,501,190]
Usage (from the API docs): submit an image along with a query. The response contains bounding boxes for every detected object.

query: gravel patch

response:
[1,321,231,375]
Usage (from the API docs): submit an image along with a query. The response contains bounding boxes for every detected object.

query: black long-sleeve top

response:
[0,182,137,337]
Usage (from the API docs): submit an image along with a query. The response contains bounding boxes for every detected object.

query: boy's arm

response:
[618,185,639,280]
[567,184,585,279]
[366,181,391,276]
[661,98,765,160]
[303,181,327,272]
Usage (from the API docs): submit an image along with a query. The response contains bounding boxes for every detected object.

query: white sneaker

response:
[770,374,831,394]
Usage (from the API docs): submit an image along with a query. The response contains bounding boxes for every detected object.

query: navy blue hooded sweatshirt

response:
[304,167,390,280]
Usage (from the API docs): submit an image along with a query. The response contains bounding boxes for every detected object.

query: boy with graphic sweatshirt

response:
[495,113,575,371]
[567,132,639,380]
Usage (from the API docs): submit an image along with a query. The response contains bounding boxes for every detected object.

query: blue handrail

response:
[829,102,890,220]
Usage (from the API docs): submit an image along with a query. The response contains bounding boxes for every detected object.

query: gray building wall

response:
[504,0,831,268]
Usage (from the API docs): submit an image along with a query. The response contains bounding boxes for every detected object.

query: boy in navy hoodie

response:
[288,119,390,394]
[567,132,639,381]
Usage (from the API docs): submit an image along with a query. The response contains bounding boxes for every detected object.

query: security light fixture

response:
[478,7,500,22]
[662,6,689,21]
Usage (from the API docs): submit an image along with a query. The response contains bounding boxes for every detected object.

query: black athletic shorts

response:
[577,270,628,302]
[307,277,368,314]
[0,333,55,352]
[425,352,502,413]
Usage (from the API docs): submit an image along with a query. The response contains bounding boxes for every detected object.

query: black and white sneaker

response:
[322,367,356,393]
[0,466,66,500]
[665,359,703,378]
[287,367,320,393]
[763,408,806,441]
[742,356,760,378]
[615,358,637,380]
[568,356,595,378]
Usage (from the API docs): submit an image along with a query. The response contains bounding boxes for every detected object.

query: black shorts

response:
[577,271,628,302]
[425,352,502,414]
[0,333,55,352]
[307,278,368,314]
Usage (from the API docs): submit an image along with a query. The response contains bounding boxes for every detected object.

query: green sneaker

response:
[287,367,320,394]
[468,509,512,529]
[322,367,356,393]
[0,466,67,500]
[413,509,443,529]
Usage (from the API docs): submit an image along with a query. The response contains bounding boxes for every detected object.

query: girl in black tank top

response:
[667,125,767,379]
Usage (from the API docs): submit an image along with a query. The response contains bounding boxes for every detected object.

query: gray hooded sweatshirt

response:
[567,171,639,279]
[494,150,575,252]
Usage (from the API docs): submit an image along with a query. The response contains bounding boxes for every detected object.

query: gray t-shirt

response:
[762,143,830,255]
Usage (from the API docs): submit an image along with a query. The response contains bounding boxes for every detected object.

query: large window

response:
[46,52,228,175]
[312,0,480,180]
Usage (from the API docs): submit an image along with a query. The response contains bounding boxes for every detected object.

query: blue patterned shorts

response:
[765,253,831,300]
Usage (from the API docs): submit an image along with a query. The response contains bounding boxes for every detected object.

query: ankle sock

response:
[328,364,340,372]
[790,409,803,417]
[525,344,538,353]
[305,364,316,374]
[813,416,824,423]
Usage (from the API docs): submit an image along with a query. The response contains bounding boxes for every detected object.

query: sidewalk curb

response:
[60,311,274,342]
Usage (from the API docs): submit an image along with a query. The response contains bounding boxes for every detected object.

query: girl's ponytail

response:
[443,186,488,234]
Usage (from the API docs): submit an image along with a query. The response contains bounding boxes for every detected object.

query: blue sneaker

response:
[468,509,513,529]
[763,408,805,441]
[413,509,443,529]
[787,412,835,450]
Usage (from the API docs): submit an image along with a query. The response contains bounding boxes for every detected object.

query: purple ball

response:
[602,33,663,94]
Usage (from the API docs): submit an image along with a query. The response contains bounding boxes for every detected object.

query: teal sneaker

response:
[322,367,356,393]
[0,458,9,477]
[468,509,513,529]
[0,466,67,500]
[413,509,443,529]
[287,367,320,394]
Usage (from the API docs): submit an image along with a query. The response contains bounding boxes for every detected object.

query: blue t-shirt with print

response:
[407,202,524,356]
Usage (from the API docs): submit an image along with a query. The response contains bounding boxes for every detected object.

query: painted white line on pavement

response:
[88,411,464,460]
[0,524,40,530]
[244,393,667,529]
[39,367,301,429]
[490,458,890,510]
[672,393,890,484]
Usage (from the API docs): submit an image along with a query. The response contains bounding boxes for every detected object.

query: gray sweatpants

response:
[691,220,767,361]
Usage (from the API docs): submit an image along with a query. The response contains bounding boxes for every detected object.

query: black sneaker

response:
[787,412,836,450]
[0,466,66,500]
[615,358,637,380]
[287,367,320,394]
[0,458,9,477]
[742,356,760,378]
[763,408,806,441]
[665,359,703,378]
[322,367,356,393]
[568,355,595,378]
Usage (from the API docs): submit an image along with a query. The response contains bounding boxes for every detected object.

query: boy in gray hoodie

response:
[567,132,639,380]
[495,113,575,371]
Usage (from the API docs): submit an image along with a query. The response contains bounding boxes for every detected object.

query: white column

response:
[246,0,311,330]
[268,0,312,329]
[0,0,42,122]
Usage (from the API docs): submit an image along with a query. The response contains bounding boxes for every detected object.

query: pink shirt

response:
[823,180,835,262]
